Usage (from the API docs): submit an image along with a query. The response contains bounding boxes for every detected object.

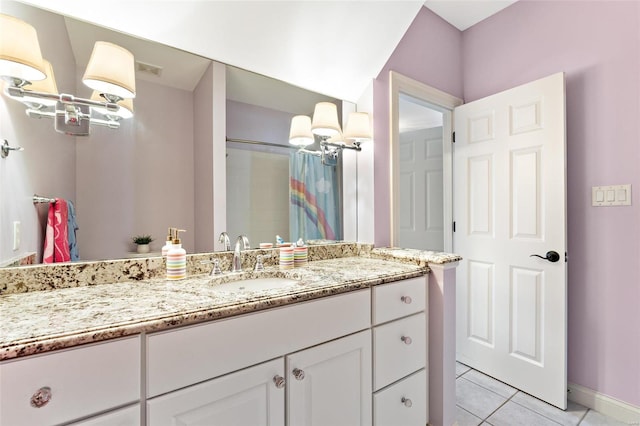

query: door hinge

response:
[452,131,456,143]
[453,221,456,232]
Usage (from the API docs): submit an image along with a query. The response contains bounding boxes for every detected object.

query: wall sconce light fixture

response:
[290,102,372,166]
[0,14,136,136]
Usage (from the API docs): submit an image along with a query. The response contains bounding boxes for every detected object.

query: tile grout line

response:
[458,366,576,426]
[576,408,590,425]
[480,389,519,423]
[508,395,578,425]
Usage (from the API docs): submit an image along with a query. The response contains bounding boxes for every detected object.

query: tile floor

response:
[456,362,635,425]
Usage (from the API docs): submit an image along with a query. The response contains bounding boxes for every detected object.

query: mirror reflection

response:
[0,1,344,267]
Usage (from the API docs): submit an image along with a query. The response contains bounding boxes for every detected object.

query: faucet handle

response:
[254,255,265,272]
[200,258,222,276]
[218,232,231,251]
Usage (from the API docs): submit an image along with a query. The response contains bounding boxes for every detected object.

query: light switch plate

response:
[592,184,632,207]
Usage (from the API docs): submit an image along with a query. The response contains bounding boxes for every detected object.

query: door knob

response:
[530,251,560,263]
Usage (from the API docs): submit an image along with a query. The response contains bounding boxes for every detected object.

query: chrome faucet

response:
[232,235,250,272]
[218,232,231,251]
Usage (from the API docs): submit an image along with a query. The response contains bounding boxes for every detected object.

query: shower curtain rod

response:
[226,137,298,150]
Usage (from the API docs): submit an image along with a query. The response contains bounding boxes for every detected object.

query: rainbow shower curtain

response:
[289,152,341,242]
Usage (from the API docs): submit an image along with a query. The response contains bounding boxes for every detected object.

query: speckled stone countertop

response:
[0,256,428,361]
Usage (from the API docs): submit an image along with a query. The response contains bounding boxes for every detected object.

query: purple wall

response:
[375,1,640,407]
[0,4,76,264]
[463,0,640,407]
[373,7,463,247]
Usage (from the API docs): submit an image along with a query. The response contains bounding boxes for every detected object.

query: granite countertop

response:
[0,256,427,361]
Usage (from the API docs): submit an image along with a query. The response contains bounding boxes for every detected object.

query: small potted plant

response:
[132,234,154,253]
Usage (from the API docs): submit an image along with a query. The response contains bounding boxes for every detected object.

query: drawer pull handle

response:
[401,296,412,304]
[401,335,413,345]
[30,387,52,408]
[401,397,413,408]
[292,368,305,381]
[273,375,286,389]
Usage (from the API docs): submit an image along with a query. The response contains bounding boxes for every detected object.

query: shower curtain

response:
[289,152,341,242]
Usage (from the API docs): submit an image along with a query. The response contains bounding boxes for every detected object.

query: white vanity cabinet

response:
[371,277,428,426]
[146,289,371,426]
[0,336,140,426]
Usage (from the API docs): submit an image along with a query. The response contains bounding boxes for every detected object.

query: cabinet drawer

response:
[372,277,426,325]
[147,289,371,397]
[374,369,427,426]
[373,312,426,390]
[0,337,140,426]
[68,404,140,426]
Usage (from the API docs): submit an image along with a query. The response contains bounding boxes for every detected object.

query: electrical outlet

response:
[13,221,21,251]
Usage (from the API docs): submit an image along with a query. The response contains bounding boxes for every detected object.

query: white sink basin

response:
[215,277,298,292]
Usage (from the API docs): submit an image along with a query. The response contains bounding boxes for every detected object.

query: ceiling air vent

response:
[136,61,163,77]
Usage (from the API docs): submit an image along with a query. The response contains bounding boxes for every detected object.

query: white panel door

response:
[287,330,372,426]
[454,72,567,408]
[147,358,285,426]
[398,127,445,251]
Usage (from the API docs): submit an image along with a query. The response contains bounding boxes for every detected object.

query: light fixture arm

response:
[25,108,120,129]
[6,86,121,113]
[320,140,362,152]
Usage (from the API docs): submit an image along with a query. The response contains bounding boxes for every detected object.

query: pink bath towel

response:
[43,198,70,264]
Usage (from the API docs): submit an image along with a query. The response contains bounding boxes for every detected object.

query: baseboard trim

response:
[568,382,640,424]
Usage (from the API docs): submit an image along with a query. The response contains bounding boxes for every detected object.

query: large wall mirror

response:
[389,71,462,253]
[0,0,346,267]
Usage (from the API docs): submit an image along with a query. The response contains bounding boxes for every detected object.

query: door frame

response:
[389,71,463,250]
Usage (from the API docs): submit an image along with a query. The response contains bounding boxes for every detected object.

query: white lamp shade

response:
[90,90,134,119]
[0,14,46,82]
[311,102,341,137]
[344,112,372,143]
[21,60,58,106]
[289,115,314,146]
[83,41,136,99]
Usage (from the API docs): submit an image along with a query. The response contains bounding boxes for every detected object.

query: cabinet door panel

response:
[147,358,285,426]
[287,330,372,426]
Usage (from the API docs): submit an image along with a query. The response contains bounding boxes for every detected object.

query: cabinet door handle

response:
[273,375,286,389]
[401,295,412,304]
[401,335,412,345]
[292,368,305,381]
[30,386,52,408]
[401,397,413,408]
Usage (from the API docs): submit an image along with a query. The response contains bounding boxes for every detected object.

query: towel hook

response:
[1,140,24,158]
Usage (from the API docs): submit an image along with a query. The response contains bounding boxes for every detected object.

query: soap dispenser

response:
[162,227,174,257]
[166,229,187,280]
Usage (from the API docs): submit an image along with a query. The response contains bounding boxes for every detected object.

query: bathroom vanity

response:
[0,244,460,426]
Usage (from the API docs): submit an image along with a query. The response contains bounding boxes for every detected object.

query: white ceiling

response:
[423,0,517,31]
[16,0,517,102]
[16,0,424,103]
